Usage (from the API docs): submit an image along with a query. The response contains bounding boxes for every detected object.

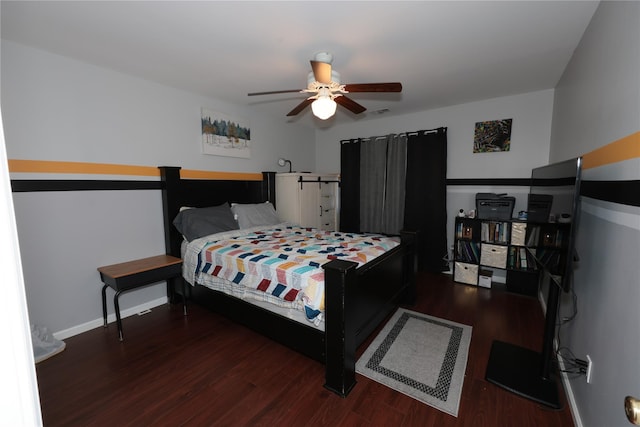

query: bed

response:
[159,166,417,396]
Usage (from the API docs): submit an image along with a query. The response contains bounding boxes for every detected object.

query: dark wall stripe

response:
[12,178,638,207]
[7,178,537,192]
[11,180,162,192]
[446,178,531,187]
[580,180,640,207]
[16,178,532,192]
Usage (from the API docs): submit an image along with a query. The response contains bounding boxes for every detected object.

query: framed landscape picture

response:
[201,108,251,158]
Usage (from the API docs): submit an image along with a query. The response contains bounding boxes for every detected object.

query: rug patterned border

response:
[365,311,463,401]
[356,308,472,417]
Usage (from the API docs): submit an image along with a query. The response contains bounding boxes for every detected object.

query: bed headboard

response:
[159,166,276,257]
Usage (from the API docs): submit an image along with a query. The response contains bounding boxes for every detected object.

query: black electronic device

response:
[528,157,582,292]
[527,193,553,222]
[476,193,515,220]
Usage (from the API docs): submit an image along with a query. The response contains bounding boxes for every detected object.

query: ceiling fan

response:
[248,52,402,120]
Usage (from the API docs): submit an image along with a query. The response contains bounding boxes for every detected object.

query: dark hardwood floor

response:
[36,272,575,426]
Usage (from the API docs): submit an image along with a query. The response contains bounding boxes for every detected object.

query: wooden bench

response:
[98,255,184,341]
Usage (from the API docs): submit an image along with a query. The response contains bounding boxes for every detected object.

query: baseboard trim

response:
[52,297,168,340]
[557,353,584,427]
[538,288,582,427]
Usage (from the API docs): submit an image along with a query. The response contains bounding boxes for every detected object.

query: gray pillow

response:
[231,202,281,229]
[173,203,239,241]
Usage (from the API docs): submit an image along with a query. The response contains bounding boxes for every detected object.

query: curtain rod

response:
[340,127,446,144]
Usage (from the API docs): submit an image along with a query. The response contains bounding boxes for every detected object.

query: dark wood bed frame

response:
[159,166,417,397]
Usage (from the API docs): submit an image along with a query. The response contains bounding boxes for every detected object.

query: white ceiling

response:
[1,1,599,128]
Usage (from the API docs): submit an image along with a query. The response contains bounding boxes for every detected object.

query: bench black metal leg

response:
[101,284,109,328]
[114,290,124,342]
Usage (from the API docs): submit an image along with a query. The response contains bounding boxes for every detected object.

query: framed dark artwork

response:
[473,118,512,153]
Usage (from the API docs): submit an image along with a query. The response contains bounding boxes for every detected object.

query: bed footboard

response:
[323,230,417,396]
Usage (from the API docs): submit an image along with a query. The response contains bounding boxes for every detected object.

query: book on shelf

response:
[499,222,509,242]
[519,247,528,269]
[480,221,510,243]
[537,248,561,272]
[456,241,479,263]
[526,225,541,246]
[509,247,517,269]
[470,242,479,262]
[456,221,474,240]
[467,243,475,262]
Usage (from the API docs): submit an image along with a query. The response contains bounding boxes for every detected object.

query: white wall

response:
[549,3,640,427]
[1,40,316,337]
[11,190,168,337]
[2,40,315,173]
[315,89,553,178]
[550,2,639,161]
[315,89,555,274]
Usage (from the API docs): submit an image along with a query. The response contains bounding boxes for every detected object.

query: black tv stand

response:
[485,340,560,408]
[485,268,563,409]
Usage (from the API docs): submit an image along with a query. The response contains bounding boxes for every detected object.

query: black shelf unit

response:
[453,218,531,295]
[453,217,569,297]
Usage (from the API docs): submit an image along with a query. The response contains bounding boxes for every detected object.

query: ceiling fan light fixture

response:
[307,70,341,87]
[311,96,337,120]
[249,53,402,120]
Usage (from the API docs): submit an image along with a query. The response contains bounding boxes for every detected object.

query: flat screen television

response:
[485,157,584,409]
[528,157,582,292]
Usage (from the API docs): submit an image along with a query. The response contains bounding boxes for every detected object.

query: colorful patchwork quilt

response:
[190,226,400,322]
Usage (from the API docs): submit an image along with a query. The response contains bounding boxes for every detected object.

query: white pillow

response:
[231,202,281,229]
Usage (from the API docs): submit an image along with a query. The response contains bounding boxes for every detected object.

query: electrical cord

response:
[552,274,585,379]
[560,283,578,324]
[555,346,586,378]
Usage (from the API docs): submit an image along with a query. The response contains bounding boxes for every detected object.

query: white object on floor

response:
[31,324,66,363]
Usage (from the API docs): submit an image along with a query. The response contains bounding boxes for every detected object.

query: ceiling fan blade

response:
[343,82,403,93]
[248,89,302,96]
[286,98,314,116]
[335,96,367,114]
[310,60,332,84]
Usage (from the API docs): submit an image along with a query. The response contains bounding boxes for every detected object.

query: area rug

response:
[356,308,472,417]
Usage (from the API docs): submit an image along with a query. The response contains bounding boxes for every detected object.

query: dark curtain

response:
[404,128,449,272]
[358,134,407,235]
[360,137,388,233]
[340,140,360,232]
[340,128,448,272]
[381,134,407,235]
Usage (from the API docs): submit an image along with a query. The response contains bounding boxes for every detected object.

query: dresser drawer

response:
[481,244,508,269]
[454,262,478,285]
[320,217,336,230]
